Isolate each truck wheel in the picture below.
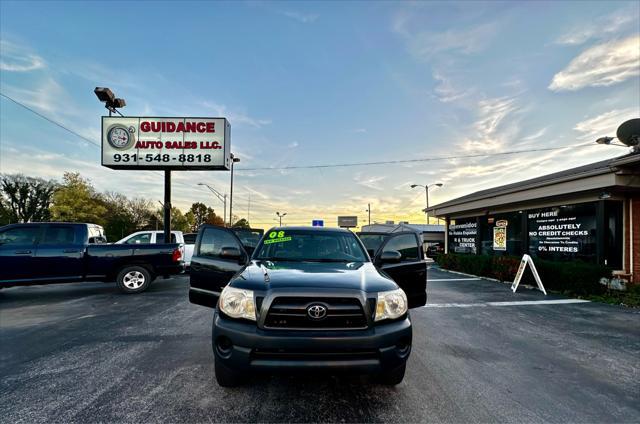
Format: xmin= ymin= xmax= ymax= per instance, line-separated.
xmin=379 ymin=363 xmax=406 ymax=386
xmin=116 ymin=266 xmax=152 ymax=294
xmin=215 ymin=356 xmax=243 ymax=387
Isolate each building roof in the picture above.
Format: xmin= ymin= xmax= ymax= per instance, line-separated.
xmin=361 ymin=223 xmax=445 ymax=233
xmin=426 ymin=152 xmax=640 ymax=216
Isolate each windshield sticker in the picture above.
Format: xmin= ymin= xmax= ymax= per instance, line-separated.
xmin=264 ymin=230 xmax=292 ymax=244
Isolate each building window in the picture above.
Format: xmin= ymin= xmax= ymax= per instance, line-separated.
xmin=480 ymin=212 xmax=523 ymax=256
xmin=448 ymin=218 xmax=477 ymax=254
xmin=605 ymin=201 xmax=623 ymax=269
xmin=527 ymin=203 xmax=597 ymax=263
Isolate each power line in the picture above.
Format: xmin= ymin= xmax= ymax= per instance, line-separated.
xmin=3 ymin=91 xmax=605 ymax=175
xmin=236 ymin=144 xmax=596 ymax=171
xmin=1 ymin=92 xmax=102 ymax=148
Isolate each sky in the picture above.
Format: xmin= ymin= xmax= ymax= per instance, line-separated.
xmin=1 ymin=0 xmax=639 ymax=230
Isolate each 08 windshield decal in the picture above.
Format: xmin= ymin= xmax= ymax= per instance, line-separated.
xmin=263 ymin=230 xmax=292 ymax=244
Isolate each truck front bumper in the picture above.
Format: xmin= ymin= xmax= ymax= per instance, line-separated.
xmin=212 ymin=311 xmax=412 ymax=374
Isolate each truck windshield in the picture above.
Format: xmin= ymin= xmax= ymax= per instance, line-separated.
xmin=254 ymin=229 xmax=368 ymax=262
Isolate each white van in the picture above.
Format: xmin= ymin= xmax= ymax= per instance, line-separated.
xmin=115 ymin=231 xmax=194 ymax=268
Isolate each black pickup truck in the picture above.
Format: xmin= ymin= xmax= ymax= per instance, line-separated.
xmin=0 ymin=222 xmax=184 ymax=293
xmin=189 ymin=225 xmax=426 ymax=386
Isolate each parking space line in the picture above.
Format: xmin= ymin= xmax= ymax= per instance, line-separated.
xmin=428 ymin=278 xmax=482 ymax=281
xmin=424 ymin=299 xmax=590 ymax=308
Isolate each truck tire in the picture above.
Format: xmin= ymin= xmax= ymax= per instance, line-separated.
xmin=379 ymin=363 xmax=406 ymax=386
xmin=215 ymin=356 xmax=243 ymax=387
xmin=116 ymin=265 xmax=152 ymax=294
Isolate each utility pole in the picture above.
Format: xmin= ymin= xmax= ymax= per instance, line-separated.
xmin=247 ymin=192 xmax=251 ymax=223
xmin=229 ymin=153 xmax=240 ymax=227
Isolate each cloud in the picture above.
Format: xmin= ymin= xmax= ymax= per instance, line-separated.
xmin=573 ymin=107 xmax=640 ymax=141
xmin=555 ymin=6 xmax=639 ymax=45
xmin=352 ymin=128 xmax=367 ymax=133
xmin=279 ymin=10 xmax=318 ymax=24
xmin=353 ymin=173 xmax=386 ymax=190
xmin=432 ymin=71 xmax=474 ymax=103
xmin=287 ymin=141 xmax=299 ymax=148
xmin=460 ymin=96 xmax=519 ymax=151
xmin=200 ymin=101 xmax=271 ymax=128
xmin=549 ymin=36 xmax=640 ymax=91
xmin=521 ymin=127 xmax=547 ymax=142
xmin=0 ymin=40 xmax=45 ymax=72
xmin=394 ymin=19 xmax=498 ymax=59
xmin=0 ymin=77 xmax=79 ymax=118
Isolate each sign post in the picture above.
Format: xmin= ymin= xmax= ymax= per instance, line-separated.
xmin=511 ymin=254 xmax=547 ymax=295
xmin=101 ymin=116 xmax=231 ymax=244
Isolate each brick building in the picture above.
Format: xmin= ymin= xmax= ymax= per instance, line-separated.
xmin=427 ymin=153 xmax=640 ymax=283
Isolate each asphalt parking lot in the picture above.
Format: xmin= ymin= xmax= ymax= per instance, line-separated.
xmin=1 ymin=268 xmax=639 ymax=423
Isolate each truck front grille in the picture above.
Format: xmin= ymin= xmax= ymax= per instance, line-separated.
xmin=264 ymin=297 xmax=367 ymax=330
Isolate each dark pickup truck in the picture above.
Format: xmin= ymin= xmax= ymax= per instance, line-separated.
xmin=189 ymin=225 xmax=427 ymax=386
xmin=0 ymin=222 xmax=184 ymax=293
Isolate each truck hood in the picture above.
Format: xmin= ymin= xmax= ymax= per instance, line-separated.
xmin=230 ymin=260 xmax=396 ymax=293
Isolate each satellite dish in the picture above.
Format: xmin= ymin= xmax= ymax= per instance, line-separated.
xmin=616 ymin=118 xmax=640 ymax=147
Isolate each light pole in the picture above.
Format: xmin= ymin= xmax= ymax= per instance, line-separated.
xmin=365 ymin=203 xmax=371 ymax=226
xmin=410 ymin=183 xmax=443 ymax=224
xmin=276 ymin=211 xmax=287 ymax=226
xmin=229 ymin=153 xmax=240 ymax=227
xmin=198 ymin=183 xmax=227 ymax=226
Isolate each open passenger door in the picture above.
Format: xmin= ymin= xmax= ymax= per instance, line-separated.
xmin=359 ymin=231 xmax=427 ymax=308
xmin=189 ymin=225 xmax=250 ymax=308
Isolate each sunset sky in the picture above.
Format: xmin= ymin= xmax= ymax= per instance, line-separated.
xmin=1 ymin=1 xmax=639 ymax=230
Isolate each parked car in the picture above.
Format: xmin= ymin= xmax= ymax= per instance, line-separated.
xmin=189 ymin=225 xmax=427 ymax=386
xmin=115 ymin=230 xmax=194 ymax=267
xmin=0 ymin=223 xmax=184 ymax=293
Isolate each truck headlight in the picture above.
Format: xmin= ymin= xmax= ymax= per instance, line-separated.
xmin=219 ymin=286 xmax=256 ymax=321
xmin=375 ymin=288 xmax=408 ymax=322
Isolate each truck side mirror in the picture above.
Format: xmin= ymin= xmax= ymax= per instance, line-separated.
xmin=379 ymin=250 xmax=402 ymax=264
xmin=220 ymin=247 xmax=243 ymax=260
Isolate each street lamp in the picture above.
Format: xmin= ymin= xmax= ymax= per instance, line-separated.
xmin=93 ymin=87 xmax=126 ymax=116
xmin=365 ymin=203 xmax=371 ymax=226
xmin=410 ymin=183 xmax=443 ymax=224
xmin=276 ymin=211 xmax=287 ymax=226
xmin=229 ymin=153 xmax=241 ymax=227
xmin=198 ymin=183 xmax=227 ymax=226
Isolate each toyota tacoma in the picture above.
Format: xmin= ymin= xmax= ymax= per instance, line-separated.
xmin=189 ymin=226 xmax=427 ymax=386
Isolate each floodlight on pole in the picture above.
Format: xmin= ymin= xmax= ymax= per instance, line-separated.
xmin=276 ymin=211 xmax=287 ymax=226
xmin=94 ymin=87 xmax=126 ymax=117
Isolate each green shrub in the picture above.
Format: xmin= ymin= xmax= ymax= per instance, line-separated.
xmin=435 ymin=253 xmax=610 ymax=296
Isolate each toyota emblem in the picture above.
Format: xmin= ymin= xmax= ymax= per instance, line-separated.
xmin=307 ymin=304 xmax=327 ymax=320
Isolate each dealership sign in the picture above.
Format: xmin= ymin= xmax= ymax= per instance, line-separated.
xmin=102 ymin=117 xmax=230 ymax=170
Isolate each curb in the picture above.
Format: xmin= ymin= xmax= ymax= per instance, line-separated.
xmin=434 ymin=266 xmax=540 ymax=291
